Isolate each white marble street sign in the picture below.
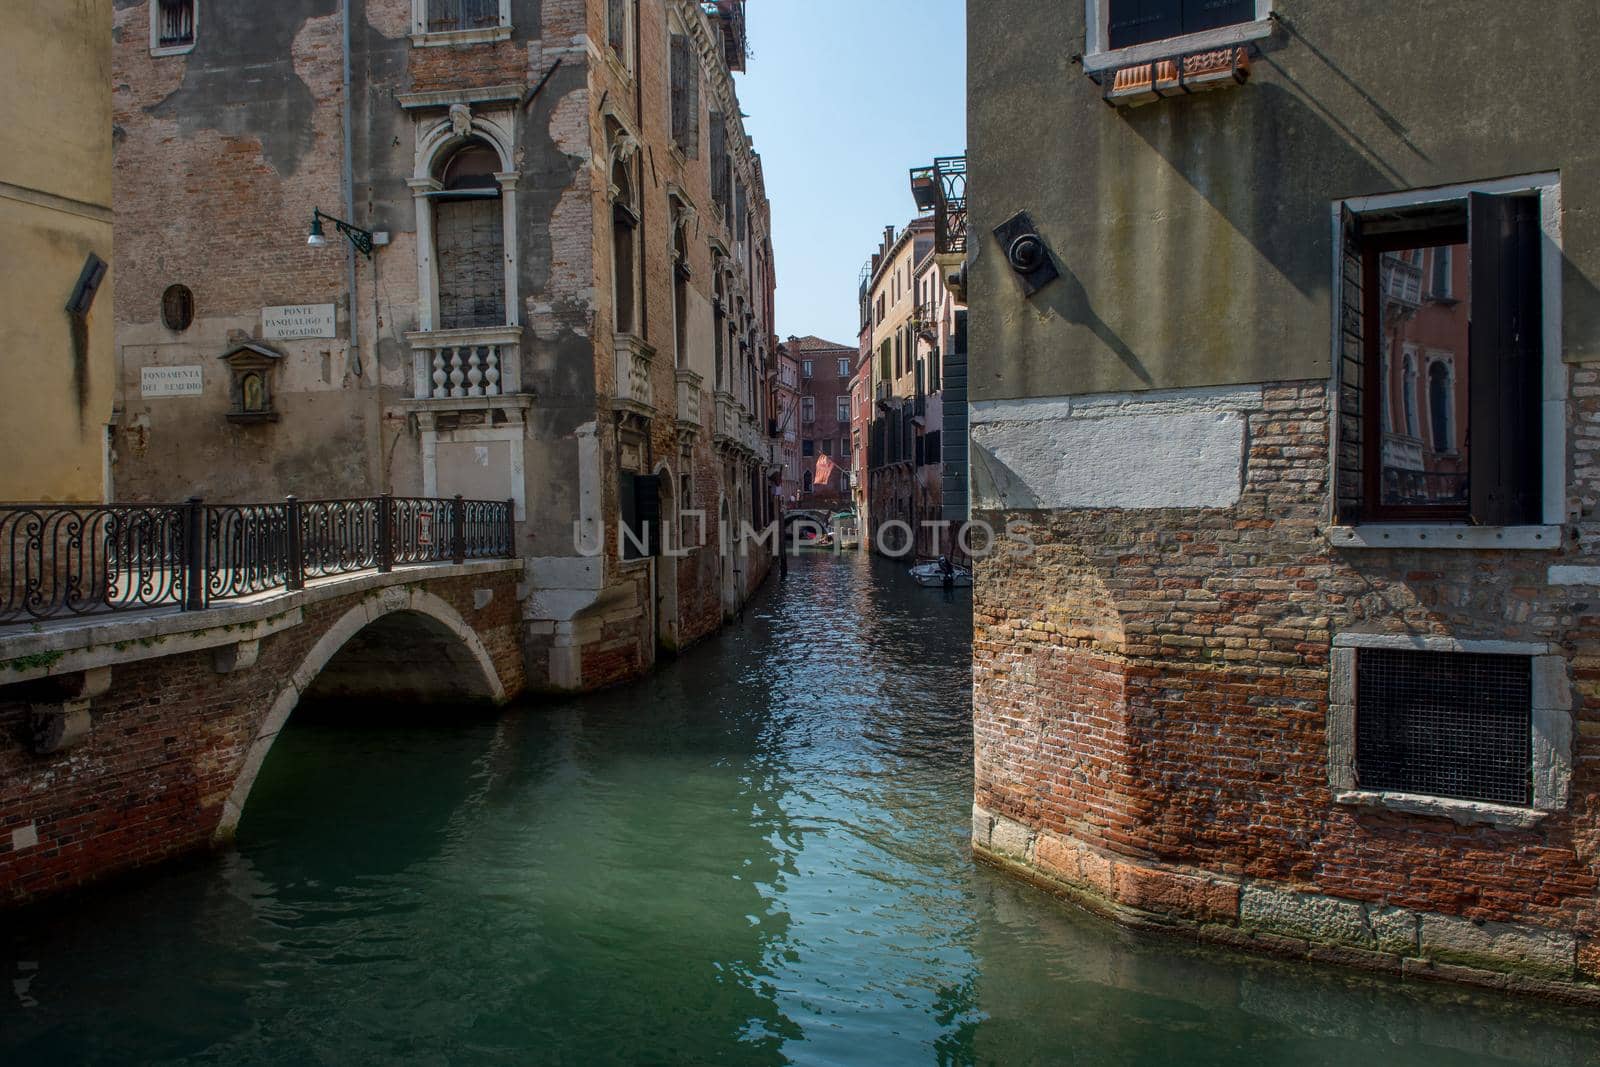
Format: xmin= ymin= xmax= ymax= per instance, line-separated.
xmin=261 ymin=304 xmax=337 ymax=340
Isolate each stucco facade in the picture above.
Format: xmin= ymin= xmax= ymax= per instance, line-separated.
xmin=969 ymin=0 xmax=1600 ymax=997
xmin=0 ymin=0 xmax=115 ymax=503
xmin=111 ymin=0 xmax=776 ymax=691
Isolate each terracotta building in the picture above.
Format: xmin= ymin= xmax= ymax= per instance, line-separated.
xmin=969 ymin=0 xmax=1600 ymax=998
xmin=780 ymin=335 xmax=853 ymax=505
xmin=110 ymin=0 xmax=777 ymax=691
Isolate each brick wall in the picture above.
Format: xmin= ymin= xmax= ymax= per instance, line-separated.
xmin=973 ymin=380 xmax=1600 ymax=995
xmin=0 ymin=570 xmax=522 ymax=908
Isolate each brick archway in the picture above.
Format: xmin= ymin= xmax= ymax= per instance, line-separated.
xmin=216 ymin=588 xmax=506 ymax=839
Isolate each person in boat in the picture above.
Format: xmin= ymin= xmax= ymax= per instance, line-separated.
xmin=939 ymin=554 xmax=955 ymax=590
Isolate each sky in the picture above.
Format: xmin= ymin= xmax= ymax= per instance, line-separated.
xmin=733 ymin=0 xmax=967 ymax=347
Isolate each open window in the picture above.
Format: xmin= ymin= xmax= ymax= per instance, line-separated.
xmin=433 ymin=141 xmax=507 ymax=331
xmin=611 ymin=158 xmax=640 ymax=336
xmin=607 ymin=0 xmax=635 ymax=73
xmin=1335 ymin=190 xmax=1546 ymax=527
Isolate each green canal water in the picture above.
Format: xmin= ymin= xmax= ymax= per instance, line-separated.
xmin=4 ymin=553 xmax=1600 ymax=1064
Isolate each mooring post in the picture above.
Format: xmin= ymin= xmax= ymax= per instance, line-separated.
xmin=376 ymin=494 xmax=393 ymax=573
xmin=182 ymin=497 xmax=205 ymax=611
xmin=285 ymin=495 xmax=304 ymax=591
xmin=451 ymin=495 xmax=466 ymax=565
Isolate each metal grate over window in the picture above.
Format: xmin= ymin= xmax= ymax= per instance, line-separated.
xmin=1355 ymin=648 xmax=1531 ymax=805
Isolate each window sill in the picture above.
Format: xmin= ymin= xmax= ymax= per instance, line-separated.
xmin=1083 ymin=18 xmax=1274 ymax=74
xmin=411 ymin=25 xmax=512 ymax=47
xmin=150 ymin=42 xmax=196 ymax=58
xmin=1334 ymin=790 xmax=1549 ymax=829
xmin=1325 ymin=524 xmax=1561 ymax=550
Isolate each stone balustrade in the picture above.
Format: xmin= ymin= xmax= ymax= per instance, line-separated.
xmin=676 ymin=369 xmax=703 ymax=430
xmin=614 ymin=335 xmax=656 ymax=416
xmin=406 ymin=326 xmax=524 ymax=401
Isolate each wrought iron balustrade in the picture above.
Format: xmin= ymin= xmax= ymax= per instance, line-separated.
xmin=0 ymin=495 xmax=515 ymax=624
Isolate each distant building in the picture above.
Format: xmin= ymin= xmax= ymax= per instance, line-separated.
xmin=862 ymin=217 xmax=965 ymax=559
xmin=0 ymin=0 xmax=114 ymax=502
xmin=782 ymin=335 xmax=855 ymax=505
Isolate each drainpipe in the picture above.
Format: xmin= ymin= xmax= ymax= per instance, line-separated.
xmin=342 ymin=0 xmax=361 ymax=378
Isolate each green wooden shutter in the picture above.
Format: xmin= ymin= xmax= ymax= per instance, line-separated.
xmin=1468 ymin=192 xmax=1544 ymax=526
xmin=670 ymin=35 xmax=689 ymax=149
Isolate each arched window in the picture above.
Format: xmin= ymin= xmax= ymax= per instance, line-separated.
xmin=1429 ymin=360 xmax=1453 ymax=451
xmin=672 ymin=219 xmax=690 ymax=368
xmin=612 ymin=158 xmax=639 ymax=335
xmin=713 ymin=270 xmax=726 ymax=389
xmin=433 ymin=140 xmax=505 ymax=330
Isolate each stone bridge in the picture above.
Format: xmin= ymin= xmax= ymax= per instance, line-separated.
xmin=0 ymin=560 xmax=524 ymax=907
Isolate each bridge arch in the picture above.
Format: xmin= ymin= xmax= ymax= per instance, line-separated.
xmin=216 ymin=588 xmax=506 ymax=840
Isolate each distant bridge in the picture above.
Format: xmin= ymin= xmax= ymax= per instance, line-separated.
xmin=0 ymin=495 xmax=523 ymax=908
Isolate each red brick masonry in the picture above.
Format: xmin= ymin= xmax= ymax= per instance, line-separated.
xmin=973 ymin=380 xmax=1600 ymax=1002
xmin=0 ymin=567 xmax=523 ymax=908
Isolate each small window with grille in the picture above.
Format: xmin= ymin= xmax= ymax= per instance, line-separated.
xmin=1355 ymin=648 xmax=1531 ymax=806
xmin=151 ymin=0 xmax=196 ymax=55
xmin=411 ymin=0 xmax=509 ymax=42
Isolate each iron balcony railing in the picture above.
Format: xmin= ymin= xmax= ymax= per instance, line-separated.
xmin=0 ymin=495 xmax=515 ymax=623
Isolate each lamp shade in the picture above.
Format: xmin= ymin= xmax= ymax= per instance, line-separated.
xmin=307 ymin=212 xmax=327 ymax=247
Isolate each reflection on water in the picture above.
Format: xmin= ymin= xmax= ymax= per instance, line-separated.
xmin=3 ymin=553 xmax=1599 ymax=1065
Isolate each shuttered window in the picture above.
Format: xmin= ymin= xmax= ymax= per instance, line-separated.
xmin=435 ymin=199 xmax=504 ymax=330
xmin=1336 ymin=192 xmax=1544 ymax=525
xmin=670 ymin=35 xmax=700 ymax=158
xmin=607 ymin=0 xmax=628 ymax=56
xmin=1106 ymin=0 xmax=1255 ymax=50
xmin=708 ymin=112 xmax=729 ymax=207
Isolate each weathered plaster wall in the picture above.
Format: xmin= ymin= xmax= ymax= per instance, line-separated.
xmin=968 ymin=0 xmax=1600 ymax=402
xmin=109 ymin=0 xmax=773 ymax=692
xmin=1 ymin=0 xmax=115 ymax=503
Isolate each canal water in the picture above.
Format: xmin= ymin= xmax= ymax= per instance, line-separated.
xmin=4 ymin=552 xmax=1599 ymax=1065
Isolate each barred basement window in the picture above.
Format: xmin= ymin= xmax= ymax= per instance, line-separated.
xmin=1355 ymin=648 xmax=1531 ymax=806
xmin=1335 ymin=191 xmax=1545 ymax=526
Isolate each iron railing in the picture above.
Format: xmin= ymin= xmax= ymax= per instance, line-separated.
xmin=910 ymin=155 xmax=967 ymax=256
xmin=0 ymin=495 xmax=515 ymax=623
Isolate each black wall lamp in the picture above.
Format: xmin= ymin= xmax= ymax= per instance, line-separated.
xmin=307 ymin=208 xmax=374 ymax=258
xmin=992 ymin=211 xmax=1059 ymax=297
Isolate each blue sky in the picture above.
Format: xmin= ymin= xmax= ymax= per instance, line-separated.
xmin=734 ymin=0 xmax=967 ymax=347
